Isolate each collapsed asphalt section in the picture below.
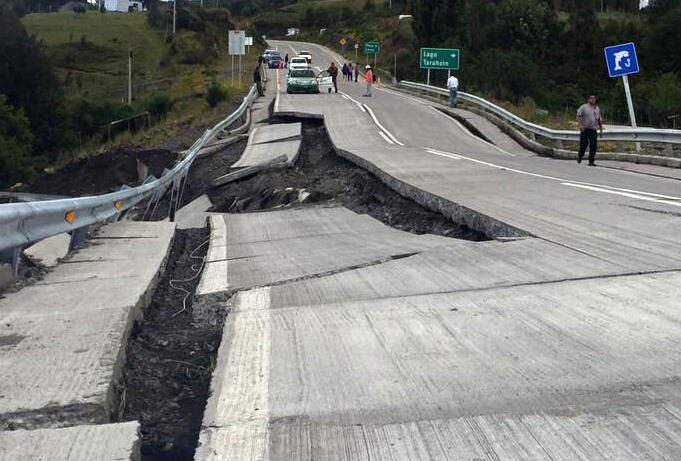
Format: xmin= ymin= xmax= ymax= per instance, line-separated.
xmin=209 ymin=120 xmax=488 ymax=241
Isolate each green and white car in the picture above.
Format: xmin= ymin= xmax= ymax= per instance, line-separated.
xmin=286 ymin=69 xmax=320 ymax=94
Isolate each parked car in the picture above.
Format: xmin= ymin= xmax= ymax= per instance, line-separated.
xmin=262 ymin=49 xmax=277 ymax=62
xmin=268 ymin=51 xmax=282 ymax=68
xmin=286 ymin=69 xmax=319 ymax=94
xmin=298 ymin=51 xmax=312 ymax=64
xmin=289 ymin=57 xmax=310 ymax=71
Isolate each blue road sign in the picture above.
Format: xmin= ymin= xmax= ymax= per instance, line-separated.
xmin=604 ymin=42 xmax=639 ymax=78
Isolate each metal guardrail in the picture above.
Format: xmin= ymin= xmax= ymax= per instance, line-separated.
xmin=399 ymin=81 xmax=681 ymax=145
xmin=0 ymin=85 xmax=257 ymax=258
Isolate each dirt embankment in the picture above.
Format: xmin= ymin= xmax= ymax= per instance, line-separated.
xmin=22 ymin=147 xmax=178 ymax=197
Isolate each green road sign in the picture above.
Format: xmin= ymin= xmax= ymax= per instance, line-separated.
xmin=420 ymin=47 xmax=460 ymax=70
xmin=364 ymin=41 xmax=380 ymax=54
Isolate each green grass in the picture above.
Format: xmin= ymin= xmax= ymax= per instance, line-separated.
xmin=23 ymin=11 xmax=166 ymax=102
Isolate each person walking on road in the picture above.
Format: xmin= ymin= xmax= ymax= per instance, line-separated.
xmin=447 ymin=74 xmax=459 ymax=108
xmin=347 ymin=62 xmax=354 ymax=82
xmin=576 ymin=95 xmax=603 ymax=166
xmin=341 ymin=63 xmax=349 ymax=82
xmin=328 ymin=62 xmax=339 ymax=93
xmin=364 ymin=65 xmax=373 ymax=97
xmin=354 ymin=63 xmax=359 ymax=83
xmin=284 ymin=53 xmax=289 ymax=68
xmin=253 ymin=66 xmax=263 ymax=96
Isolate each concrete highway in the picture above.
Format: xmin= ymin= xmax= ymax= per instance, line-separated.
xmin=191 ymin=41 xmax=681 ymax=460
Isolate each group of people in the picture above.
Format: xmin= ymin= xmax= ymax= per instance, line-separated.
xmin=340 ymin=62 xmax=359 ymax=82
xmin=326 ymin=62 xmax=376 ymax=97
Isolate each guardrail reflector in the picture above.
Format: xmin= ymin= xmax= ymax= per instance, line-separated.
xmin=64 ymin=210 xmax=76 ymax=224
xmin=114 ymin=200 xmax=124 ymax=210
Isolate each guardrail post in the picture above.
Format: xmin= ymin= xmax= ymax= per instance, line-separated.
xmin=69 ymin=226 xmax=90 ymax=251
xmin=0 ymin=247 xmax=21 ymax=278
xmin=554 ymin=139 xmax=563 ymax=149
xmin=664 ymin=143 xmax=674 ymax=155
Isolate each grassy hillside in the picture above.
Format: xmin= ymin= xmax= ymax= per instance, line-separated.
xmin=23 ymin=11 xmax=166 ymax=103
xmin=21 ymin=9 xmax=262 ymax=161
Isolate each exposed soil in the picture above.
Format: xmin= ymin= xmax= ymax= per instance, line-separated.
xmin=121 ymin=227 xmax=226 ymax=461
xmin=22 ymin=146 xmax=178 ymax=196
xmin=138 ymin=138 xmax=249 ymax=221
xmin=207 ymin=120 xmax=488 ymax=240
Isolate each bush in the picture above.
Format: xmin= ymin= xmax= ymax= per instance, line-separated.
xmin=205 ymin=80 xmax=227 ymax=108
xmin=0 ymin=95 xmax=35 ymax=189
xmin=145 ymin=91 xmax=174 ymax=118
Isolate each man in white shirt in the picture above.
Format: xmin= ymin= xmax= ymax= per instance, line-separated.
xmin=446 ymin=75 xmax=459 ymax=108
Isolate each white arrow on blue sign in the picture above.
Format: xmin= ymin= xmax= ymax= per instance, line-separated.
xmin=604 ymin=42 xmax=639 ymax=78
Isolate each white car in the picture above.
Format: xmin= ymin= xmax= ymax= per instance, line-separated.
xmin=289 ymin=57 xmax=310 ymax=71
xmin=298 ymin=51 xmax=312 ymax=64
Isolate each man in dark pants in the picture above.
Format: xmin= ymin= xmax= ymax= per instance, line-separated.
xmin=253 ymin=66 xmax=263 ymax=96
xmin=328 ymin=62 xmax=339 ymax=93
xmin=576 ymin=95 xmax=603 ymax=166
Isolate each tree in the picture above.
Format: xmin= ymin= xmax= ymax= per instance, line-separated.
xmin=0 ymin=95 xmax=34 ymax=189
xmin=0 ymin=5 xmax=69 ymax=159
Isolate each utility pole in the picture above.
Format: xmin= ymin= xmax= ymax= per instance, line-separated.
xmin=393 ymin=53 xmax=397 ymax=83
xmin=128 ymin=47 xmax=132 ymax=104
xmin=173 ymin=0 xmax=176 ymax=35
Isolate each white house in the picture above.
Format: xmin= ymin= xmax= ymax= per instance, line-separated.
xmin=104 ymin=0 xmax=143 ymax=12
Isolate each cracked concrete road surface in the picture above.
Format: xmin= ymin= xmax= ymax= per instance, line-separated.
xmin=193 ymin=41 xmax=681 ymax=460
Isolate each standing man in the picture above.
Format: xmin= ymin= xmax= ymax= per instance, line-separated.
xmin=446 ymin=74 xmax=459 ymax=108
xmin=576 ymin=95 xmax=603 ymax=166
xmin=253 ymin=65 xmax=263 ymax=96
xmin=354 ymin=63 xmax=359 ymax=83
xmin=363 ymin=65 xmax=373 ymax=97
xmin=284 ymin=53 xmax=289 ymax=68
xmin=328 ymin=62 xmax=339 ymax=93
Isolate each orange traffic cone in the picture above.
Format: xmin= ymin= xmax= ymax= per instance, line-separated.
xmin=377 ymin=76 xmax=383 ymax=88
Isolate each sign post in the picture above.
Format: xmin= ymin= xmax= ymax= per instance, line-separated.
xmin=228 ymin=30 xmax=246 ymax=86
xmin=419 ymin=47 xmax=460 ymax=87
xmin=604 ymin=42 xmax=640 ymax=150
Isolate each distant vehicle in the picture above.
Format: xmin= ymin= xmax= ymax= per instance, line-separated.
xmin=289 ymin=57 xmax=310 ymax=71
xmin=268 ymin=51 xmax=282 ymax=68
xmin=262 ymin=49 xmax=277 ymax=62
xmin=286 ymin=69 xmax=319 ymax=94
xmin=298 ymin=51 xmax=312 ymax=64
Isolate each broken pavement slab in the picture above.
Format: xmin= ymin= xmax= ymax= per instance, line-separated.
xmin=23 ymin=233 xmax=71 ymax=268
xmin=0 ymin=421 xmax=140 ymax=461
xmin=0 ymin=221 xmax=175 ymax=430
xmin=196 ymin=206 xmax=453 ymax=295
xmin=267 ymin=237 xmax=629 ymax=308
xmin=248 ymin=123 xmax=302 ymax=146
xmin=196 ymin=271 xmax=681 ymax=460
xmin=174 ymin=194 xmax=213 ymax=230
xmin=231 ymin=139 xmax=301 ymax=169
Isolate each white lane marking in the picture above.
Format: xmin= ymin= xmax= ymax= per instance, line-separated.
xmin=428 ymin=106 xmax=516 ymax=157
xmin=562 ymin=183 xmax=681 ymax=208
xmin=274 ymin=68 xmax=281 ymax=113
xmin=363 ymin=104 xmax=405 ymax=146
xmin=341 ymin=94 xmax=350 ymax=100
xmin=379 ymin=131 xmax=395 ymax=145
xmin=340 ymin=91 xmax=366 ymax=112
xmin=422 ymin=147 xmax=681 ymax=206
xmin=425 ymin=149 xmax=460 ymax=160
xmin=196 ymin=287 xmax=272 ymax=460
